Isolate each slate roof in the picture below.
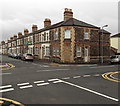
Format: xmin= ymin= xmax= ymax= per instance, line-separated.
xmin=111 ymin=33 xmax=120 ymax=37
xmin=34 ymin=18 xmax=99 ymax=34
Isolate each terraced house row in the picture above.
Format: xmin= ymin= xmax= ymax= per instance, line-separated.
xmin=0 ymin=8 xmax=111 ymax=63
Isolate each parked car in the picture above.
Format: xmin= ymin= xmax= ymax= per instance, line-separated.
xmin=8 ymin=53 xmax=13 ymax=57
xmin=12 ymin=53 xmax=18 ymax=58
xmin=16 ymin=53 xmax=22 ymax=59
xmin=110 ymin=54 xmax=120 ymax=64
xmin=21 ymin=53 xmax=34 ymax=61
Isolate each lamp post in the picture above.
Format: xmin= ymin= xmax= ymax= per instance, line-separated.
xmin=101 ymin=25 xmax=108 ymax=64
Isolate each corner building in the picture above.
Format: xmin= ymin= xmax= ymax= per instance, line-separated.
xmin=33 ymin=8 xmax=110 ymax=63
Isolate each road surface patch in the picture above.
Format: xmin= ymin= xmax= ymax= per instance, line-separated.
xmin=0 ymin=98 xmax=24 ymax=106
xmin=102 ymin=71 xmax=120 ymax=82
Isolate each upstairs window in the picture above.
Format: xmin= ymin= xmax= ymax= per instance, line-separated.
xmin=64 ymin=29 xmax=71 ymax=39
xmin=84 ymin=31 xmax=89 ymax=39
xmin=54 ymin=30 xmax=59 ymax=40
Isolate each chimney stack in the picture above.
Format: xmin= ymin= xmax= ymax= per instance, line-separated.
xmin=64 ymin=8 xmax=73 ymax=21
xmin=32 ymin=25 xmax=38 ymax=32
xmin=44 ymin=18 xmax=51 ymax=27
xmin=18 ymin=32 xmax=22 ymax=38
xmin=10 ymin=37 xmax=13 ymax=41
xmin=13 ymin=35 xmax=17 ymax=40
xmin=1 ymin=41 xmax=5 ymax=45
xmin=24 ymin=29 xmax=29 ymax=35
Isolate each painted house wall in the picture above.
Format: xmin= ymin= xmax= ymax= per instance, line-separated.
xmin=111 ymin=37 xmax=120 ymax=53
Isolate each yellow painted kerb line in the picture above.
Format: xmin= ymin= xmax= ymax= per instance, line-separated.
xmin=0 ymin=63 xmax=15 ymax=71
xmin=102 ymin=71 xmax=120 ymax=82
xmin=0 ymin=98 xmax=24 ymax=106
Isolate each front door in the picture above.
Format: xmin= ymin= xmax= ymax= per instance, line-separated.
xmin=84 ymin=47 xmax=89 ymax=62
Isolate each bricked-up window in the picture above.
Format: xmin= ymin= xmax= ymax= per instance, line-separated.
xmin=64 ymin=29 xmax=70 ymax=39
xmin=76 ymin=46 xmax=82 ymax=57
xmin=84 ymin=31 xmax=89 ymax=39
xmin=53 ymin=47 xmax=59 ymax=56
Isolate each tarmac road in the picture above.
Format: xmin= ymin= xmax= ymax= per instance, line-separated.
xmin=0 ymin=55 xmax=119 ymax=105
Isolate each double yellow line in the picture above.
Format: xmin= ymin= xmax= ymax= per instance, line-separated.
xmin=0 ymin=63 xmax=15 ymax=71
xmin=0 ymin=98 xmax=24 ymax=106
xmin=102 ymin=71 xmax=120 ymax=82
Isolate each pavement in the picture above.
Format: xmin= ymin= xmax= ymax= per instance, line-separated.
xmin=0 ymin=55 xmax=119 ymax=105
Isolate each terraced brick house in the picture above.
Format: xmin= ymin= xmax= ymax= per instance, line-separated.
xmin=1 ymin=8 xmax=111 ymax=63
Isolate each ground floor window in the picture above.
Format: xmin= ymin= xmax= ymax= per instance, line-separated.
xmin=76 ymin=46 xmax=82 ymax=57
xmin=45 ymin=47 xmax=50 ymax=56
xmin=53 ymin=47 xmax=59 ymax=56
xmin=35 ymin=47 xmax=39 ymax=55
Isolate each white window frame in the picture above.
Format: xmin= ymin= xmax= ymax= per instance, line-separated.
xmin=84 ymin=31 xmax=89 ymax=39
xmin=64 ymin=29 xmax=71 ymax=39
xmin=76 ymin=46 xmax=82 ymax=57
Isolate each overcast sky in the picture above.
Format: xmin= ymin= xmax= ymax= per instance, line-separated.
xmin=0 ymin=0 xmax=119 ymax=42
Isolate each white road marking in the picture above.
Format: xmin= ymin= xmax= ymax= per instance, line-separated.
xmin=93 ymin=74 xmax=100 ymax=76
xmin=53 ymin=80 xmax=64 ymax=84
xmin=61 ymin=77 xmax=70 ymax=79
xmin=73 ymin=76 xmax=81 ymax=79
xmin=56 ymin=69 xmax=68 ymax=71
xmin=17 ymin=83 xmax=30 ymax=86
xmin=0 ymin=85 xmax=12 ymax=89
xmin=90 ymin=65 xmax=115 ymax=68
xmin=0 ymin=88 xmax=14 ymax=93
xmin=19 ymin=85 xmax=33 ymax=89
xmin=0 ymin=73 xmax=11 ymax=75
xmin=62 ymin=80 xmax=118 ymax=102
xmin=110 ymin=73 xmax=119 ymax=80
xmin=34 ymin=80 xmax=45 ymax=84
xmin=37 ymin=82 xmax=49 ymax=86
xmin=37 ymin=70 xmax=51 ymax=72
xmin=83 ymin=75 xmax=91 ymax=77
xmin=43 ymin=65 xmax=49 ymax=67
xmin=48 ymin=79 xmax=60 ymax=81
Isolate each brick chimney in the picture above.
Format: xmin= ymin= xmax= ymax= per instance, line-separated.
xmin=32 ymin=25 xmax=38 ymax=32
xmin=44 ymin=18 xmax=51 ymax=27
xmin=18 ymin=32 xmax=22 ymax=38
xmin=13 ymin=35 xmax=17 ymax=40
xmin=24 ymin=29 xmax=29 ymax=35
xmin=64 ymin=8 xmax=73 ymax=21
xmin=1 ymin=41 xmax=5 ymax=45
xmin=10 ymin=37 xmax=13 ymax=41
